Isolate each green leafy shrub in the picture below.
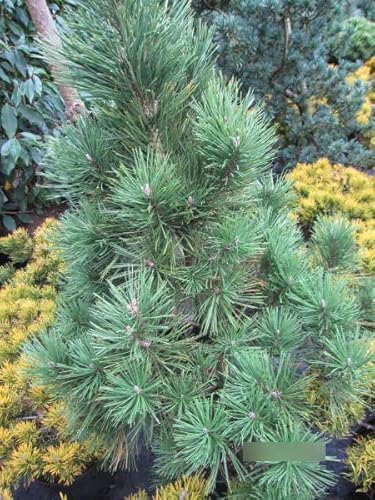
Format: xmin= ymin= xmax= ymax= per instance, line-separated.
xmin=0 ymin=0 xmax=73 ymax=233
xmin=25 ymin=1 xmax=375 ymax=498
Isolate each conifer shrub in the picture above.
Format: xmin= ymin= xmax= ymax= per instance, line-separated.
xmin=126 ymin=474 xmax=209 ymax=500
xmin=287 ymin=158 xmax=375 ymax=274
xmin=347 ymin=56 xmax=375 ymax=151
xmin=25 ymin=1 xmax=375 ymax=498
xmin=0 ymin=221 xmax=99 ymax=499
xmin=194 ymin=0 xmax=375 ymax=170
xmin=338 ymin=17 xmax=375 ymax=63
xmin=345 ymin=436 xmax=375 ymax=493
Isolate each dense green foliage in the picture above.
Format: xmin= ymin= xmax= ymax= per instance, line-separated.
xmin=0 ymin=0 xmax=71 ymax=233
xmin=194 ymin=0 xmax=374 ymax=170
xmin=25 ymin=0 xmax=374 ymax=498
xmin=336 ymin=17 xmax=375 ymax=62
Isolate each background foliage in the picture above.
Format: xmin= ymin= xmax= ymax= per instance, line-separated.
xmin=0 ymin=0 xmax=74 ymax=233
xmin=194 ymin=0 xmax=374 ymax=171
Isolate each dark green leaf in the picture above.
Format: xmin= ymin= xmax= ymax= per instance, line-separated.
xmin=18 ymin=213 xmax=33 ymax=224
xmin=1 ymin=103 xmax=17 ymax=138
xmin=32 ymin=74 xmax=42 ymax=95
xmin=15 ymin=8 xmax=30 ymax=28
xmin=11 ymin=85 xmax=23 ymax=107
xmin=0 ymin=156 xmax=16 ymax=176
xmin=2 ymin=49 xmax=27 ymax=77
xmin=20 ymin=132 xmax=41 ymax=141
xmin=2 ymin=215 xmax=17 ymax=232
xmin=0 ymin=65 xmax=11 ymax=83
xmin=1 ymin=137 xmax=22 ymax=160
xmin=22 ymin=79 xmax=35 ymax=104
xmin=18 ymin=105 xmax=45 ymax=129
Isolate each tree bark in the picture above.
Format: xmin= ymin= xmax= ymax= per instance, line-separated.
xmin=25 ymin=0 xmax=85 ymax=120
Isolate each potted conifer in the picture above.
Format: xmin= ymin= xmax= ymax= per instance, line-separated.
xmin=26 ymin=0 xmax=374 ymax=498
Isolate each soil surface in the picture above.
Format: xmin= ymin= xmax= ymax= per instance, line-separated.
xmin=23 ymin=203 xmax=68 ymax=236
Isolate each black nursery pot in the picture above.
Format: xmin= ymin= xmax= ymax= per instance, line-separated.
xmin=13 ymin=467 xmax=114 ymax=500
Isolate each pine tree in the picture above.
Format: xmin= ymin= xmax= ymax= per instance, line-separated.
xmin=26 ymin=1 xmax=374 ymax=497
xmin=194 ymin=0 xmax=375 ymax=170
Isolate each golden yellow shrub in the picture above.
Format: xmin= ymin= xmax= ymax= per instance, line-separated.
xmin=347 ymin=57 xmax=375 ymax=149
xmin=346 ymin=436 xmax=375 ymax=493
xmin=287 ymin=158 xmax=375 ymax=273
xmin=125 ymin=474 xmax=209 ymax=500
xmin=0 ymin=220 xmax=98 ymax=495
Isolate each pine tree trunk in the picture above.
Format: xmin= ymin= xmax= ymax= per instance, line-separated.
xmin=25 ymin=0 xmax=85 ymax=120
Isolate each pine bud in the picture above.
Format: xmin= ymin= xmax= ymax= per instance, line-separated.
xmin=85 ymin=153 xmax=93 ymax=162
xmin=145 ymin=258 xmax=155 ymax=268
xmin=347 ymin=357 xmax=352 ymax=367
xmin=134 ymin=385 xmax=142 ymax=394
xmin=188 ymin=195 xmax=194 ymax=207
xmin=179 ymin=489 xmax=189 ymax=500
xmin=248 ymin=411 xmax=256 ymax=419
xmin=233 ymin=135 xmax=241 ymax=148
xmin=271 ymin=389 xmax=282 ymax=399
xmin=142 ymin=183 xmax=152 ymax=197
xmin=126 ymin=298 xmax=139 ymax=316
xmin=139 ymin=340 xmax=151 ymax=348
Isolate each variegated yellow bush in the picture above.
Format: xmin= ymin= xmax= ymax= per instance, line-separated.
xmin=0 ymin=221 xmax=99 ymax=498
xmin=347 ymin=56 xmax=375 ymax=149
xmin=125 ymin=474 xmax=209 ymax=500
xmin=287 ymin=158 xmax=375 ymax=273
xmin=346 ymin=436 xmax=375 ymax=493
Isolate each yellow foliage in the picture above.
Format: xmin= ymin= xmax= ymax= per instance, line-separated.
xmin=346 ymin=436 xmax=375 ymax=492
xmin=8 ymin=442 xmax=43 ymax=483
xmin=0 ymin=361 xmax=22 ymax=387
xmin=42 ymin=402 xmax=68 ymax=434
xmin=0 ymin=487 xmax=13 ymax=500
xmin=305 ymin=376 xmax=365 ymax=436
xmin=0 ymin=427 xmax=13 ymax=458
xmin=347 ymin=57 xmax=375 ymax=145
xmin=287 ymin=158 xmax=375 ymax=273
xmin=41 ymin=443 xmax=87 ymax=486
xmin=126 ymin=492 xmax=149 ymax=500
xmin=0 ymin=228 xmax=33 ymax=264
xmin=125 ymin=474 xmax=209 ymax=500
xmin=0 ymin=220 xmax=97 ymax=491
xmin=154 ymin=474 xmax=209 ymax=500
xmin=11 ymin=421 xmax=40 ymax=447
